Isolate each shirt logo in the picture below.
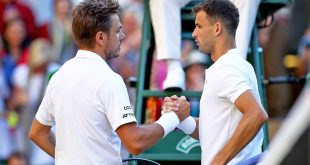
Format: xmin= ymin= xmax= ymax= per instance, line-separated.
xmin=124 ymin=106 xmax=132 ymax=110
xmin=123 ymin=113 xmax=134 ymax=118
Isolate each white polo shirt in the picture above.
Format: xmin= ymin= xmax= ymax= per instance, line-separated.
xmin=36 ymin=50 xmax=137 ymax=165
xmin=199 ymin=49 xmax=264 ymax=165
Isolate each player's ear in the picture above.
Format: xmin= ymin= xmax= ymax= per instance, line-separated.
xmin=96 ymin=31 xmax=107 ymax=47
xmin=214 ymin=22 xmax=222 ymax=36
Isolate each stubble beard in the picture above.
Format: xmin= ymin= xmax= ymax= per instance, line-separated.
xmin=106 ymin=49 xmax=120 ymax=60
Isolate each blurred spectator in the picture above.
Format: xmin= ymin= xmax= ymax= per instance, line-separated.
xmin=183 ymin=50 xmax=208 ymax=91
xmin=11 ymin=38 xmax=54 ymax=165
xmin=50 ymin=0 xmax=76 ymax=65
xmin=0 ymin=17 xmax=29 ymax=93
xmin=119 ymin=0 xmax=143 ymax=24
xmin=286 ymin=0 xmax=310 ymax=54
xmin=0 ymin=0 xmax=36 ymax=39
xmin=183 ymin=49 xmax=209 ymax=117
xmin=259 ymin=78 xmax=310 ymax=165
xmin=38 ymin=0 xmax=76 ymax=65
xmin=0 ymin=17 xmax=29 ymax=161
xmin=7 ymin=152 xmax=27 ymax=165
xmin=258 ymin=0 xmax=310 ymax=161
xmin=259 ymin=7 xmax=293 ymax=117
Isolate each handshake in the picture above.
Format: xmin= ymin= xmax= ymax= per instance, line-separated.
xmin=155 ymin=95 xmax=196 ymax=137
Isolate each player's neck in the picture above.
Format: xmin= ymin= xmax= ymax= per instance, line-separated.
xmin=81 ymin=47 xmax=107 ymax=61
xmin=211 ymin=37 xmax=236 ymax=62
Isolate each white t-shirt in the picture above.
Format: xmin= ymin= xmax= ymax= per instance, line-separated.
xmin=199 ymin=49 xmax=264 ymax=165
xmin=36 ymin=50 xmax=137 ymax=165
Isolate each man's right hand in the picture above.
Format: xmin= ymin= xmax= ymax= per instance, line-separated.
xmin=163 ymin=95 xmax=190 ymax=122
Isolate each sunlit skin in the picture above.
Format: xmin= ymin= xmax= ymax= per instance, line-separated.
xmin=105 ymin=14 xmax=126 ymax=60
xmin=192 ymin=11 xmax=216 ymax=56
xmin=81 ymin=14 xmax=125 ymax=61
xmin=192 ymin=10 xmax=236 ymax=62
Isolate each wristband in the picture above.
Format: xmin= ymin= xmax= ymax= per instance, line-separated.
xmin=155 ymin=112 xmax=180 ymax=137
xmin=177 ymin=116 xmax=196 ymax=134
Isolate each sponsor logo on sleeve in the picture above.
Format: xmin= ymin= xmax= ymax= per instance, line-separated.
xmin=122 ymin=105 xmax=134 ymax=118
xmin=123 ymin=106 xmax=132 ymax=110
xmin=123 ymin=113 xmax=134 ymax=118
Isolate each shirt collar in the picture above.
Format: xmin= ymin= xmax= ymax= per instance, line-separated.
xmin=75 ymin=50 xmax=106 ymax=63
xmin=226 ymin=48 xmax=240 ymax=55
xmin=207 ymin=48 xmax=240 ymax=71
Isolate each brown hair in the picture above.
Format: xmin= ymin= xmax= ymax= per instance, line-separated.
xmin=193 ymin=0 xmax=239 ymax=37
xmin=72 ymin=0 xmax=120 ymax=48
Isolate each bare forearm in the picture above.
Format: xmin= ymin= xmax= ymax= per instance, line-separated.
xmin=29 ymin=119 xmax=55 ymax=158
xmin=134 ymin=123 xmax=165 ymax=152
xmin=212 ymin=112 xmax=267 ymax=164
xmin=190 ymin=119 xmax=199 ymax=140
xmin=31 ymin=132 xmax=55 ymax=158
xmin=117 ymin=122 xmax=164 ymax=155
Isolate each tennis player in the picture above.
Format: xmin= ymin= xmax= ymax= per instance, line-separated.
xmin=28 ymin=0 xmax=189 ymax=164
xmin=164 ymin=1 xmax=268 ymax=164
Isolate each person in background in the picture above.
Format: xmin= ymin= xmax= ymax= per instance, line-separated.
xmin=0 ymin=0 xmax=36 ymax=39
xmin=37 ymin=0 xmax=77 ymax=65
xmin=11 ymin=38 xmax=54 ymax=165
xmin=7 ymin=152 xmax=28 ymax=165
xmin=183 ymin=49 xmax=209 ymax=117
xmin=259 ymin=75 xmax=310 ymax=165
xmin=1 ymin=17 xmax=29 ymax=91
xmin=0 ymin=16 xmax=29 ymax=155
xmin=183 ymin=49 xmax=208 ymax=92
xmin=49 ymin=0 xmax=76 ymax=65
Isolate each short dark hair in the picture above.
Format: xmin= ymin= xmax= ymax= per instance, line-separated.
xmin=193 ymin=0 xmax=239 ymax=37
xmin=72 ymin=0 xmax=120 ymax=48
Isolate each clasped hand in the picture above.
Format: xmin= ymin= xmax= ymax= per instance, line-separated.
xmin=162 ymin=95 xmax=190 ymax=122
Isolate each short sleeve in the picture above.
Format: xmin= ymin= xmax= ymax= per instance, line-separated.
xmin=35 ymin=84 xmax=55 ymax=126
xmin=100 ymin=75 xmax=137 ymax=131
xmin=217 ymin=66 xmax=251 ymax=103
